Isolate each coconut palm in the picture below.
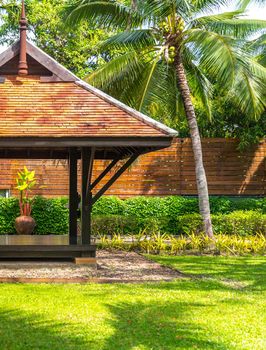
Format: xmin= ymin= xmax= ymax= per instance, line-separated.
xmin=66 ymin=0 xmax=266 ymax=238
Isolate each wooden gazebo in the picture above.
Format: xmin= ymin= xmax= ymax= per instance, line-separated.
xmin=0 ymin=3 xmax=177 ymax=261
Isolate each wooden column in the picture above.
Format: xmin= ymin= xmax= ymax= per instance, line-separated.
xmin=69 ymin=149 xmax=78 ymax=245
xmin=81 ymin=147 xmax=95 ymax=245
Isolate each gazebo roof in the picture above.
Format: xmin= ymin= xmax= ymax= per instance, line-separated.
xmin=0 ymin=7 xmax=177 ymax=159
xmin=0 ymin=41 xmax=176 ymax=139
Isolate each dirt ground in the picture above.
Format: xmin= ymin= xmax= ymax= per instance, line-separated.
xmin=0 ymin=250 xmax=182 ymax=283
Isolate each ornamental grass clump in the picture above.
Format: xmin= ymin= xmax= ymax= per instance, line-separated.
xmin=97 ymin=232 xmax=266 ymax=256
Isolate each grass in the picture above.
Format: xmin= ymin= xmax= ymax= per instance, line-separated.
xmin=0 ymin=256 xmax=264 ymax=350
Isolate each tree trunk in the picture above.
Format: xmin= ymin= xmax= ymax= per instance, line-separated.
xmin=131 ymin=0 xmax=137 ymax=10
xmin=174 ymin=52 xmax=214 ymax=239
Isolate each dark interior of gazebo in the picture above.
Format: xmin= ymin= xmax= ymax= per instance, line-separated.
xmin=0 ymin=2 xmax=176 ymax=262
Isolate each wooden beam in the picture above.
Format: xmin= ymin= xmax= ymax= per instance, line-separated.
xmin=0 ymin=136 xmax=172 ymax=149
xmin=0 ymin=40 xmax=20 ymax=68
xmin=69 ymin=149 xmax=78 ymax=245
xmin=90 ymin=158 xmax=120 ymax=190
xmin=81 ymin=147 xmax=95 ymax=245
xmin=93 ymin=154 xmax=139 ymax=204
xmin=0 ymin=149 xmax=132 ymax=160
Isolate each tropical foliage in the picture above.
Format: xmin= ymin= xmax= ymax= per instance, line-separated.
xmin=98 ymin=232 xmax=266 ymax=255
xmin=0 ymin=0 xmax=110 ymax=77
xmin=15 ymin=166 xmax=37 ymax=216
xmin=65 ymin=0 xmax=266 ymax=120
xmin=65 ymin=0 xmax=266 ymax=238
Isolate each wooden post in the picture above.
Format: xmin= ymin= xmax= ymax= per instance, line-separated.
xmin=69 ymin=149 xmax=78 ymax=245
xmin=81 ymin=147 xmax=94 ymax=245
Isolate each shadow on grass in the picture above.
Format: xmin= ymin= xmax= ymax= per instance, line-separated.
xmin=0 ymin=299 xmax=228 ymax=350
xmin=0 ymin=309 xmax=86 ymax=350
xmin=101 ymin=300 xmax=228 ymax=350
xmin=147 ymin=255 xmax=266 ymax=291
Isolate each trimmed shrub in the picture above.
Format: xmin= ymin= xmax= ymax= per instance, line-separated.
xmin=229 ymin=197 xmax=266 ymax=213
xmin=174 ymin=213 xmax=203 ymax=235
xmin=0 ymin=195 xmax=264 ymax=235
xmin=91 ymin=215 xmax=170 ymax=236
xmin=124 ymin=196 xmax=168 ymax=219
xmin=0 ymin=198 xmax=20 ymax=234
xmin=32 ymin=196 xmax=68 ymax=235
xmin=212 ymin=211 xmax=266 ymax=236
xmin=174 ymin=211 xmax=266 ymax=236
xmin=92 ymin=196 xmax=126 ymax=216
xmin=92 ymin=215 xmax=139 ymax=236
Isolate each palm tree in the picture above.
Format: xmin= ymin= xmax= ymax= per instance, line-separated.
xmin=66 ymin=0 xmax=266 ymax=239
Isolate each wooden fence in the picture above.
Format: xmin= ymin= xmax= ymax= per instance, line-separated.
xmin=0 ymin=138 xmax=265 ymax=197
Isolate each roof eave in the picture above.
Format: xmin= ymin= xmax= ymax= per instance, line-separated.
xmin=76 ymin=80 xmax=178 ymax=137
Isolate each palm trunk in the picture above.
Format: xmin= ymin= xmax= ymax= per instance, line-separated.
xmin=131 ymin=0 xmax=137 ymax=10
xmin=174 ymin=52 xmax=214 ymax=239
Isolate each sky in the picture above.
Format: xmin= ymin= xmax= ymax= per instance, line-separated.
xmin=0 ymin=1 xmax=265 ymax=53
xmin=231 ymin=2 xmax=266 ymax=20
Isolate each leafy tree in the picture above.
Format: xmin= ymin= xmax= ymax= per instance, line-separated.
xmin=65 ymin=0 xmax=266 ymax=238
xmin=0 ymin=0 xmax=109 ymax=77
xmin=174 ymin=90 xmax=266 ymax=150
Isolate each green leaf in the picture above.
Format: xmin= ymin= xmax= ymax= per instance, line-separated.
xmin=65 ymin=0 xmax=140 ymax=29
xmin=183 ymin=28 xmax=237 ymax=86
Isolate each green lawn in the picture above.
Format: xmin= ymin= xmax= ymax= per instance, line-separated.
xmin=0 ymin=256 xmax=265 ymax=350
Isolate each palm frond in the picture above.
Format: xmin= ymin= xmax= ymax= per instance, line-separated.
xmin=183 ymin=49 xmax=213 ymax=120
xmin=191 ymin=10 xmax=244 ymax=26
xmin=65 ymin=0 xmax=141 ymax=28
xmin=99 ymin=29 xmax=156 ymax=51
xmin=229 ymin=54 xmax=266 ymax=119
xmin=144 ymin=0 xmax=191 ymax=21
xmin=183 ymin=28 xmax=238 ymax=87
xmin=138 ymin=53 xmax=162 ymax=110
xmin=144 ymin=63 xmax=181 ymax=122
xmin=231 ymin=68 xmax=266 ymax=119
xmin=86 ymin=50 xmax=142 ymax=88
xmin=246 ymin=34 xmax=266 ymax=65
xmin=237 ymin=0 xmax=266 ymax=8
xmin=192 ymin=0 xmax=232 ymax=13
xmin=193 ymin=14 xmax=266 ymax=38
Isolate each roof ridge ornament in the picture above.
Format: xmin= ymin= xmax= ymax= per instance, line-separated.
xmin=18 ymin=0 xmax=28 ymax=76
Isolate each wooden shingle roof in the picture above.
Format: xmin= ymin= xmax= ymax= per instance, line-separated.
xmin=0 ymin=40 xmax=177 ymax=139
xmin=0 ymin=75 xmax=168 ymax=137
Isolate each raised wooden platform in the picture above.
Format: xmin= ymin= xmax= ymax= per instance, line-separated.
xmin=0 ymin=236 xmax=96 ymax=260
xmin=0 ymin=235 xmax=70 ymax=246
xmin=0 ymin=245 xmax=96 ymax=259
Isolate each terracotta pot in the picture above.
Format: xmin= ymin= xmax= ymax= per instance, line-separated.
xmin=15 ymin=216 xmax=36 ymax=235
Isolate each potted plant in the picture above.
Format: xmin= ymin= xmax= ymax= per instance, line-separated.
xmin=14 ymin=166 xmax=37 ymax=235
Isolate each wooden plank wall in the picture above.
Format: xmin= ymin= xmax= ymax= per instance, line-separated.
xmin=0 ymin=138 xmax=265 ymax=197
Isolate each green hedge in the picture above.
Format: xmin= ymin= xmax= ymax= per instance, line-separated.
xmin=92 ymin=211 xmax=266 ymax=236
xmin=94 ymin=195 xmax=266 ymax=218
xmin=0 ymin=198 xmax=20 ymax=234
xmin=174 ymin=211 xmax=266 ymax=236
xmin=0 ymin=195 xmax=265 ymax=235
xmin=31 ymin=196 xmax=68 ymax=235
